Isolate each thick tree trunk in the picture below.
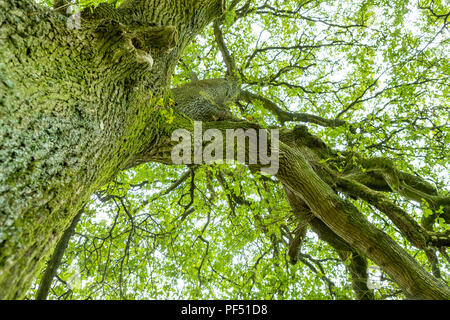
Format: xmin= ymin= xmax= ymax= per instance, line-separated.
xmin=0 ymin=0 xmax=223 ymax=299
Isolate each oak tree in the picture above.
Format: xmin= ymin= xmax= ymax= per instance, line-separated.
xmin=0 ymin=0 xmax=449 ymax=299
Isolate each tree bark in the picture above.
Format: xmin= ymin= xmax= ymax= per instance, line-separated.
xmin=134 ymin=118 xmax=450 ymax=299
xmin=284 ymin=186 xmax=374 ymax=300
xmin=0 ymin=0 xmax=223 ymax=299
xmin=276 ymin=143 xmax=450 ymax=299
xmin=1 ymin=0 xmax=449 ymax=300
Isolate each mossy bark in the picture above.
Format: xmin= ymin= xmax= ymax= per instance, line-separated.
xmin=0 ymin=0 xmax=223 ymax=299
xmin=276 ymin=143 xmax=450 ymax=299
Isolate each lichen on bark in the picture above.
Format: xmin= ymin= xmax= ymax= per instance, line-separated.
xmin=0 ymin=0 xmax=224 ymax=299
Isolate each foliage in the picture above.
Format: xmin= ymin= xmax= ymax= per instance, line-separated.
xmin=28 ymin=0 xmax=449 ymax=299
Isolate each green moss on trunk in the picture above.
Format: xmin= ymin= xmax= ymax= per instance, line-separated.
xmin=0 ymin=0 xmax=223 ymax=299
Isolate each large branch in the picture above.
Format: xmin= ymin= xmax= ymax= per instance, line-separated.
xmin=281 ymin=126 xmax=449 ymax=237
xmin=239 ymin=89 xmax=347 ymax=127
xmin=285 ymin=187 xmax=374 ymax=299
xmin=127 ymin=74 xmax=450 ymax=298
xmin=213 ymin=21 xmax=236 ymax=78
xmin=276 ymin=142 xmax=450 ymax=299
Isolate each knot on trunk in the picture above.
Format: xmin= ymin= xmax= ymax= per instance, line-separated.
xmin=82 ymin=3 xmax=178 ymax=53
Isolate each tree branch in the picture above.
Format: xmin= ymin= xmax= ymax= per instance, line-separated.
xmin=36 ymin=208 xmax=84 ymax=300
xmin=213 ymin=21 xmax=237 ymax=78
xmin=239 ymin=89 xmax=346 ymax=127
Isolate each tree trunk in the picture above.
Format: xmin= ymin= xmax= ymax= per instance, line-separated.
xmin=0 ymin=0 xmax=223 ymax=299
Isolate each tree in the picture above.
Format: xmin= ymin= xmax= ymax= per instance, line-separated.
xmin=0 ymin=0 xmax=449 ymax=300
